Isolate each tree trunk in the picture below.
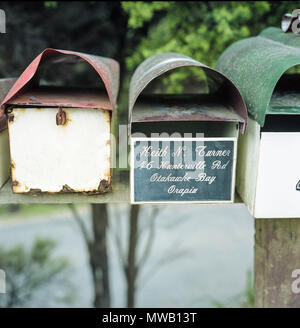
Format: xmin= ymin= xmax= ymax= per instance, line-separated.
xmin=126 ymin=205 xmax=140 ymax=308
xmin=91 ymin=204 xmax=110 ymax=308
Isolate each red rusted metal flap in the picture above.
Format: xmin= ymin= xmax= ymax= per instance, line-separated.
xmin=0 ymin=78 xmax=17 ymax=131
xmin=5 ymin=86 xmax=112 ymax=110
xmin=129 ymin=52 xmax=248 ymax=133
xmin=1 ymin=48 xmax=119 ymax=115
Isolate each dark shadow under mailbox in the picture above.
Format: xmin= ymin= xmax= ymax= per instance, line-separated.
xmin=129 ymin=52 xmax=248 ymax=204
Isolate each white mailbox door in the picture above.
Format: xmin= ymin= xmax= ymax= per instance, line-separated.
xmin=255 ymin=132 xmax=300 ymax=218
xmin=8 ymin=107 xmax=111 ymax=194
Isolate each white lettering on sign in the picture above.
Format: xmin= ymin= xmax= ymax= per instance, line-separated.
xmin=168 ymin=185 xmax=198 ymax=197
xmin=195 ymin=146 xmax=231 ymax=157
xmin=211 ymin=160 xmax=230 ymax=170
xmin=140 ymin=146 xmax=168 ymax=157
xmin=131 ymin=137 xmax=236 ymax=203
xmin=150 ymin=172 xmax=191 ymax=183
xmin=159 ymin=160 xmax=206 ymax=170
xmin=195 ymin=173 xmax=216 ymax=184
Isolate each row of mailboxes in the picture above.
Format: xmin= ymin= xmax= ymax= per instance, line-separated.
xmin=0 ymin=25 xmax=299 ymax=218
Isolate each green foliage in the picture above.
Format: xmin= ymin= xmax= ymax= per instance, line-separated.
xmin=0 ymin=238 xmax=73 ymax=307
xmin=4 ymin=1 xmax=300 ymax=118
xmin=44 ymin=1 xmax=57 ymax=9
xmin=122 ymin=1 xmax=300 ymax=94
xmin=122 ymin=1 xmax=172 ymax=29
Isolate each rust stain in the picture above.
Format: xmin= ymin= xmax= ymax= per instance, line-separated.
xmin=56 ymin=107 xmax=67 ymax=126
xmin=10 ymin=158 xmax=16 ymax=180
xmin=61 ymin=184 xmax=75 ymax=192
xmin=105 ymin=110 xmax=111 ymax=124
xmin=55 ymin=108 xmax=72 ymax=127
xmin=55 ymin=179 xmax=112 ymax=195
xmin=98 ymin=179 xmax=110 ymax=192
xmin=65 ymin=110 xmax=72 ymax=124
xmin=28 ymin=188 xmax=42 ymax=194
xmin=81 ymin=179 xmax=112 ymax=196
xmin=104 ymin=165 xmax=111 ymax=180
xmin=10 ymin=180 xmax=112 ymax=195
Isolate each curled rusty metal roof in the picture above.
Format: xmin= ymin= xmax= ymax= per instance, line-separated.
xmin=129 ymin=52 xmax=248 ymax=133
xmin=4 ymin=87 xmax=113 ymax=110
xmin=216 ymin=27 xmax=300 ymax=126
xmin=1 ymin=48 xmax=119 ymax=115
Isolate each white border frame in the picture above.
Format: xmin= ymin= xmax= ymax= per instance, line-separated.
xmin=130 ymin=137 xmax=237 ymax=204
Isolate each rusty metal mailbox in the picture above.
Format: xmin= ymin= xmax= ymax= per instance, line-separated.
xmin=1 ymin=48 xmax=119 ymax=194
xmin=129 ymin=52 xmax=248 ymax=204
xmin=217 ymin=26 xmax=300 ymax=218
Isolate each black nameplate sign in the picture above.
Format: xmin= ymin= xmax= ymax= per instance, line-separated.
xmin=131 ymin=138 xmax=236 ymax=203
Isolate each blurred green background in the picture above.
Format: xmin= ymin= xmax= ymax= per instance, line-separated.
xmin=1 ymin=1 xmax=299 ymax=121
xmin=0 ymin=1 xmax=297 ymax=308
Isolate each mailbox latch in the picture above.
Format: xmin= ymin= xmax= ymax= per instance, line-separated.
xmin=56 ymin=107 xmax=66 ymax=126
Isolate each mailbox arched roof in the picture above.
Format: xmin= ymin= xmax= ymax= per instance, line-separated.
xmin=1 ymin=48 xmax=119 ymax=115
xmin=129 ymin=52 xmax=248 ymax=133
xmin=216 ymin=27 xmax=300 ymax=127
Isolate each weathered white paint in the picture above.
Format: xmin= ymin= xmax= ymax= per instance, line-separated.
xmin=8 ymin=107 xmax=111 ymax=193
xmin=0 ymin=129 xmax=9 ymax=188
xmin=235 ymin=117 xmax=261 ymax=216
xmin=254 ymin=132 xmax=300 ymax=218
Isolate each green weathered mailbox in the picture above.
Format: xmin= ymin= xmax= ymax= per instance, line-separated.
xmin=217 ymin=27 xmax=300 ymax=218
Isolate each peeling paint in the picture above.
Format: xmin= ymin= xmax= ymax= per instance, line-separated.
xmin=98 ymin=179 xmax=110 ymax=192
xmin=28 ymin=188 xmax=42 ymax=194
xmin=61 ymin=184 xmax=75 ymax=192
